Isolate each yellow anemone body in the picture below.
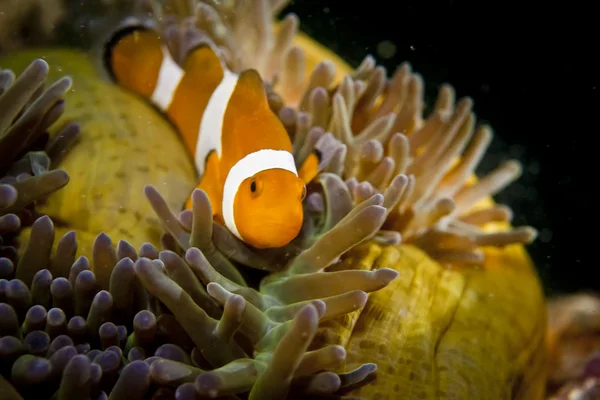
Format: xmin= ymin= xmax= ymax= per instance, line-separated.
xmin=2 ymin=34 xmax=546 ymax=398
xmin=322 ymin=243 xmax=546 ymax=399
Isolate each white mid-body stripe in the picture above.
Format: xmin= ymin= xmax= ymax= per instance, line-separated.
xmin=222 ymin=150 xmax=298 ymax=240
xmin=150 ymin=46 xmax=184 ymax=111
xmin=194 ymin=69 xmax=239 ymax=176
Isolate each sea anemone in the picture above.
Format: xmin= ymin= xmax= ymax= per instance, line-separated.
xmin=135 ymin=0 xmax=537 ymax=266
xmin=0 ymin=0 xmax=548 ymax=398
xmin=1 ymin=214 xmax=381 ymax=398
xmin=0 ymin=58 xmax=78 ymax=280
xmin=0 ymin=59 xmax=380 ymax=396
xmin=0 ymin=37 xmax=383 ymax=400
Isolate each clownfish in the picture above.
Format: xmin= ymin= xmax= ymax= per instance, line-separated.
xmin=104 ymin=25 xmax=320 ymax=249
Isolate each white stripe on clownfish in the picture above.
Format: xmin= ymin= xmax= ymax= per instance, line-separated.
xmin=150 ymin=46 xmax=184 ymax=111
xmin=195 ymin=69 xmax=238 ymax=176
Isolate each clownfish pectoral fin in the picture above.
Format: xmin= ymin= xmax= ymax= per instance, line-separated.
xmin=104 ymin=25 xmax=182 ymax=112
xmin=298 ymin=149 xmax=322 ymax=184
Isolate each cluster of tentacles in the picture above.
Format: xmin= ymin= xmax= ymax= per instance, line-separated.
xmin=1 ymin=212 xmax=381 ymax=399
xmin=0 ymin=57 xmax=78 ymax=276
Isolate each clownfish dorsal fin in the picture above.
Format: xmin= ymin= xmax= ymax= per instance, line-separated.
xmin=233 ymin=69 xmax=270 ymax=112
xmin=181 ymin=43 xmax=225 ymax=74
xmin=103 ymin=25 xmax=170 ymax=100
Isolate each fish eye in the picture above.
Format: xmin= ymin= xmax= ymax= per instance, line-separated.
xmin=249 ymin=177 xmax=263 ymax=197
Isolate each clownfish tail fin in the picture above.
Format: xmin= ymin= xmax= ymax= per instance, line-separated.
xmin=104 ymin=23 xmax=182 ymax=112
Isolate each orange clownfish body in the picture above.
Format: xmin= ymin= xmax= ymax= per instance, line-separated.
xmin=104 ymin=26 xmax=319 ymax=249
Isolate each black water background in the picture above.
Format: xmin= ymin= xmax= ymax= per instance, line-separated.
xmin=285 ymin=0 xmax=600 ymax=296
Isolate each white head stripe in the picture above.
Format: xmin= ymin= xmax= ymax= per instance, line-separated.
xmin=150 ymin=46 xmax=184 ymax=111
xmin=195 ymin=69 xmax=239 ymax=175
xmin=222 ymin=150 xmax=298 ymax=240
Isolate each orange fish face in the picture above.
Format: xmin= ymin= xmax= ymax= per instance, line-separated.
xmin=233 ymin=168 xmax=305 ymax=249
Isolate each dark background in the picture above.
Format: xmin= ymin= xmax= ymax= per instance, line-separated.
xmin=284 ymin=1 xmax=599 ymax=295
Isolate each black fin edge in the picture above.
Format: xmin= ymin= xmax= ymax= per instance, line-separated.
xmin=314 ymin=148 xmax=323 ymax=163
xmin=103 ymin=24 xmax=151 ymax=82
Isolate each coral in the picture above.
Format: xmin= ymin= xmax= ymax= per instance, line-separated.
xmin=548 ymin=348 xmax=600 ymax=400
xmin=546 ymin=293 xmax=600 ymax=396
xmin=549 ymin=377 xmax=600 ymax=400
